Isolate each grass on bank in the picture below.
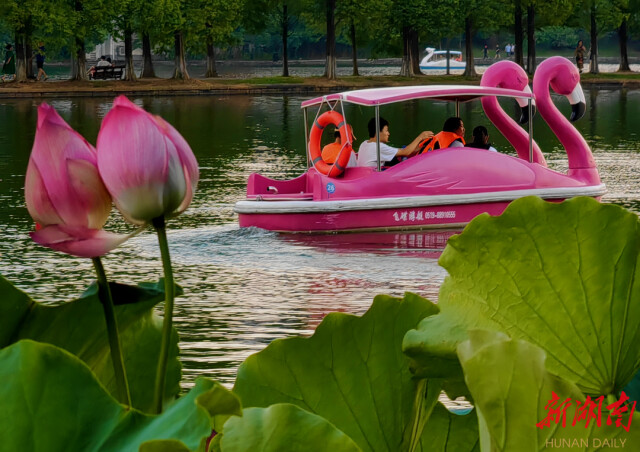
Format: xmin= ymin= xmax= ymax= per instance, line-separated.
xmin=2 ymin=70 xmax=640 ymax=96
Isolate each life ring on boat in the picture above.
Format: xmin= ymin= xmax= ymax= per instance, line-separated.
xmin=309 ymin=110 xmax=353 ymax=177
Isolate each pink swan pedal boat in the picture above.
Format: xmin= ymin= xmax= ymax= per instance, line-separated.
xmin=234 ymin=57 xmax=605 ymax=233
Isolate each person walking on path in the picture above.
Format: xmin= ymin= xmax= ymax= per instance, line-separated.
xmin=35 ymin=43 xmax=48 ymax=81
xmin=494 ymin=44 xmax=501 ymax=59
xmin=483 ymin=44 xmax=488 ymax=60
xmin=574 ymin=40 xmax=587 ymax=73
xmin=2 ymin=44 xmax=15 ymax=82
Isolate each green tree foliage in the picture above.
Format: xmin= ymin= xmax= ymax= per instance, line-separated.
xmin=0 ymin=0 xmax=71 ymax=81
xmin=186 ymin=0 xmax=244 ymax=77
xmin=522 ymin=0 xmax=575 ymax=73
xmin=565 ymin=0 xmax=618 ymax=73
xmin=131 ymin=0 xmax=170 ymax=78
xmin=458 ymin=0 xmax=511 ymax=76
xmin=334 ymin=0 xmax=390 ymax=76
xmin=65 ymin=0 xmax=115 ymax=81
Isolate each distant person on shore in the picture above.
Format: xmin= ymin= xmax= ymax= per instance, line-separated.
xmin=357 ymin=117 xmax=433 ymax=167
xmin=466 ymin=126 xmax=497 ymax=152
xmin=505 ymin=43 xmax=511 ymax=57
xmin=2 ymin=44 xmax=15 ymax=82
xmin=35 ymin=43 xmax=48 ymax=81
xmin=322 ymin=128 xmax=357 ymax=167
xmin=483 ymin=44 xmax=488 ymax=59
xmin=510 ymin=43 xmax=515 ymax=57
xmin=494 ymin=44 xmax=501 ymax=59
xmin=574 ymin=40 xmax=587 ymax=73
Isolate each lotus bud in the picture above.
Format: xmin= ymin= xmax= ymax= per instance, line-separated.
xmin=96 ymin=95 xmax=199 ymax=225
xmin=25 ymin=103 xmax=128 ymax=257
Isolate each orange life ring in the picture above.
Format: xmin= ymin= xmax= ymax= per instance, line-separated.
xmin=309 ymin=110 xmax=353 ymax=177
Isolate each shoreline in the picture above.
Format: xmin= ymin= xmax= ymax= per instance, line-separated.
xmin=1 ymin=72 xmax=639 ymax=99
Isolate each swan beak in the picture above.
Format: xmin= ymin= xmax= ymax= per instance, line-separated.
xmin=519 ymin=104 xmax=537 ymax=124
xmin=567 ymin=83 xmax=586 ymax=122
xmin=516 ymin=85 xmax=536 ymax=124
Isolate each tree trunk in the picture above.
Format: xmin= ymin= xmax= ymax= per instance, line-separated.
xmin=26 ymin=41 xmax=34 ymax=79
xmin=141 ymin=33 xmax=156 ymax=78
xmin=124 ymin=25 xmax=136 ymax=81
xmin=526 ymin=5 xmax=536 ymax=74
xmin=462 ymin=18 xmax=476 ymax=77
xmin=282 ymin=4 xmax=289 ymax=77
xmin=72 ymin=1 xmax=88 ymax=81
xmin=172 ymin=30 xmax=189 ymax=79
xmin=399 ymin=26 xmax=413 ymax=77
xmin=350 ymin=20 xmax=359 ymax=76
xmin=205 ymin=38 xmax=218 ymax=77
xmin=72 ymin=37 xmax=88 ymax=81
xmin=410 ymin=28 xmax=421 ymax=75
xmin=325 ymin=0 xmax=337 ymax=79
xmin=14 ymin=30 xmax=27 ymax=82
xmin=618 ymin=18 xmax=630 ymax=71
xmin=514 ymin=0 xmax=524 ymax=68
xmin=589 ymin=6 xmax=598 ymax=74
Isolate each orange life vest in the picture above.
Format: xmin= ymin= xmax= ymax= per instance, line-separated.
xmin=321 ymin=142 xmax=343 ymax=164
xmin=417 ymin=131 xmax=465 ymax=154
xmin=309 ymin=111 xmax=353 ymax=177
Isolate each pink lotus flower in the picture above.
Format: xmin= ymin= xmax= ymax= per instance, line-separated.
xmin=96 ymin=96 xmax=199 ymax=225
xmin=25 ymin=103 xmax=130 ymax=258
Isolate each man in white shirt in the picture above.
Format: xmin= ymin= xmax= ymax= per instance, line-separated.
xmin=96 ymin=56 xmax=111 ymax=68
xmin=357 ymin=117 xmax=433 ymax=168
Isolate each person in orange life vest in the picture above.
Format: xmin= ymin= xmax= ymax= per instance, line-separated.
xmin=417 ymin=117 xmax=465 ymax=154
xmin=466 ymin=125 xmax=497 ymax=152
xmin=357 ymin=117 xmax=433 ymax=167
xmin=321 ymin=127 xmax=357 ymax=167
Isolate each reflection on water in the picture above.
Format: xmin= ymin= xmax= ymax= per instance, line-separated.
xmin=2 ymin=88 xmax=640 ymax=388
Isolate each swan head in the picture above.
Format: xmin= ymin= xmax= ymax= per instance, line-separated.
xmin=481 ymin=60 xmax=536 ymax=124
xmin=515 ymin=86 xmax=537 ymax=124
xmin=535 ymin=56 xmax=586 ymax=122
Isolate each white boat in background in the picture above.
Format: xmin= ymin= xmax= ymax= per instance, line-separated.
xmin=419 ymin=47 xmax=466 ymax=71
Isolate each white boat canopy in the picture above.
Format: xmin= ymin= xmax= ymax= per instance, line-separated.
xmin=301 ymin=85 xmax=534 ymax=108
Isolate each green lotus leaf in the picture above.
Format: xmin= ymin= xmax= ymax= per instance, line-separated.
xmin=139 ymin=440 xmax=192 ymax=452
xmin=234 ymin=293 xmax=479 ymax=451
xmin=0 ymin=276 xmax=181 ymax=412
xmin=0 ymin=340 xmax=219 ymax=452
xmin=196 ymin=382 xmax=243 ymax=432
xmin=403 ymin=311 xmax=468 ymax=380
xmin=406 ymin=197 xmax=640 ymax=396
xmin=214 ymin=404 xmax=362 ymax=451
xmin=457 ymin=330 xmax=640 ymax=451
xmin=418 ymin=404 xmax=479 ymax=452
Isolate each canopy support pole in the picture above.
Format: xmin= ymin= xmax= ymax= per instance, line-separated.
xmin=303 ymin=108 xmax=310 ymax=168
xmin=375 ymin=105 xmax=381 ymax=172
xmin=528 ymin=99 xmax=533 ymax=163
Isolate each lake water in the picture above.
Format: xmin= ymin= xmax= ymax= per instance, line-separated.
xmin=1 ymin=87 xmax=640 ymax=388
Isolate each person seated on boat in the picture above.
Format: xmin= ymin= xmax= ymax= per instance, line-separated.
xmin=321 ymin=128 xmax=357 ymax=167
xmin=357 ymin=117 xmax=433 ymax=168
xmin=466 ymin=126 xmax=497 ymax=152
xmin=417 ymin=117 xmax=466 ymax=153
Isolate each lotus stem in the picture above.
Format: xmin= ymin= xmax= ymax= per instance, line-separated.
xmin=92 ymin=256 xmax=131 ymax=407
xmin=152 ymin=215 xmax=175 ymax=414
